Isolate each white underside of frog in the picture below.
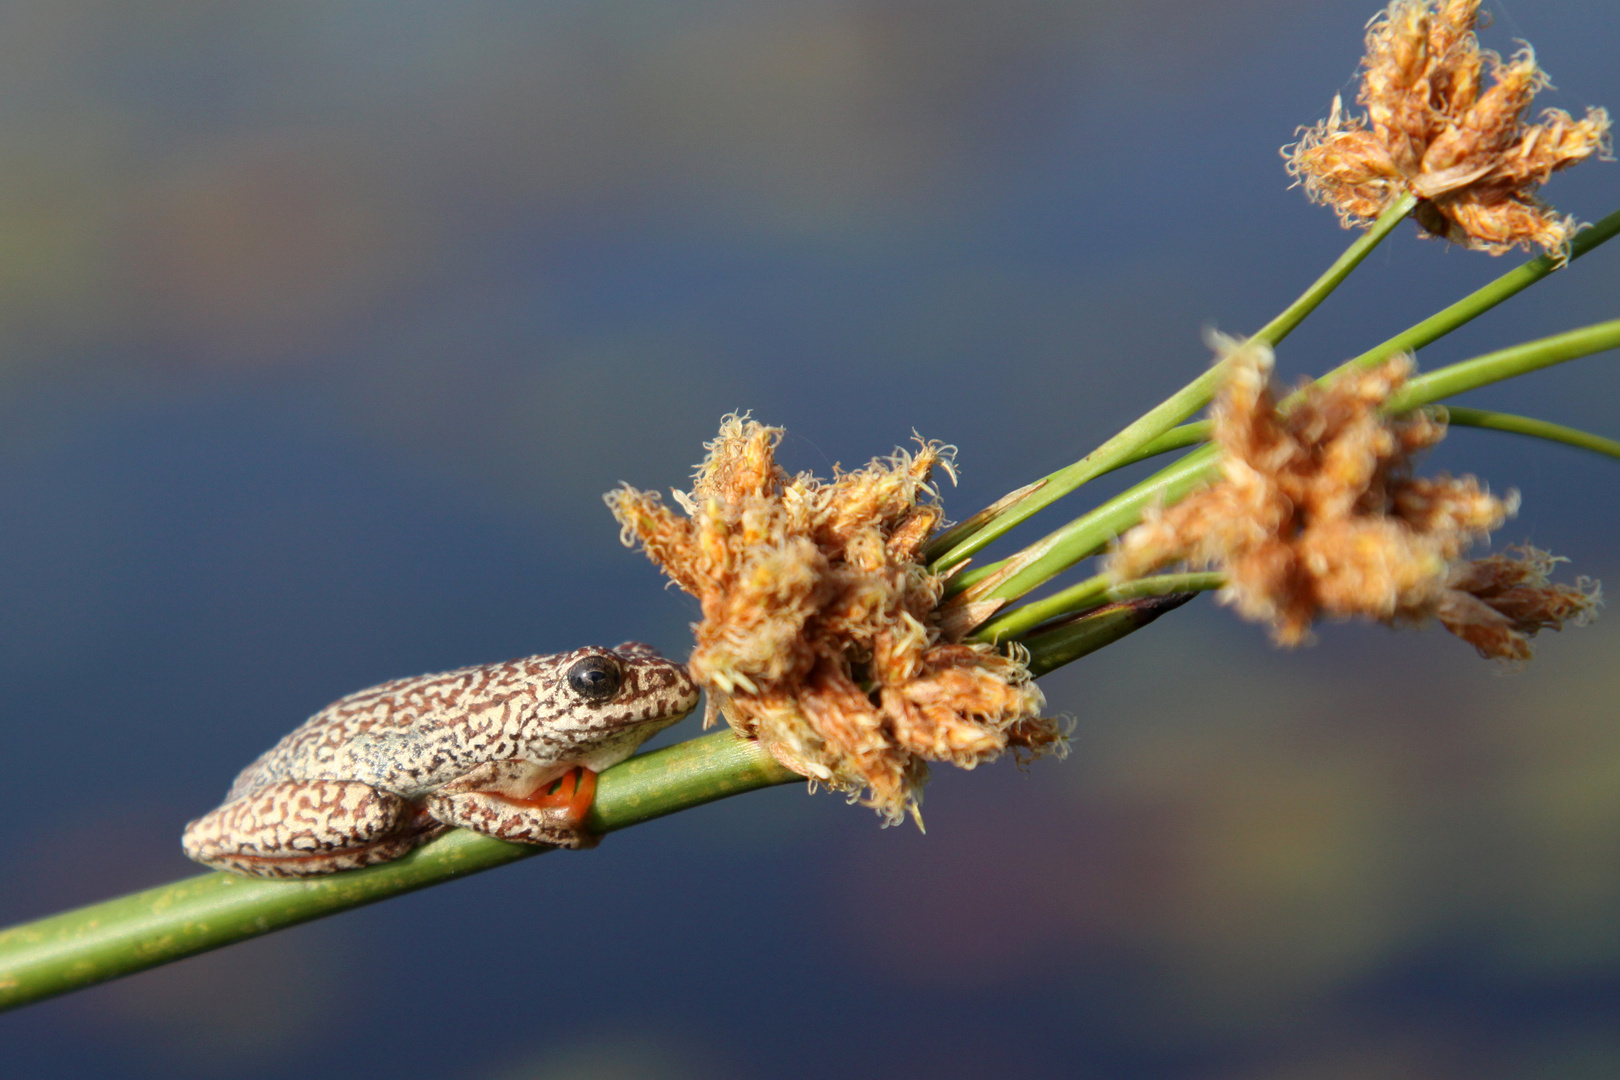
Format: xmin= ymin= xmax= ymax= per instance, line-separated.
xmin=183 ymin=642 xmax=700 ymax=878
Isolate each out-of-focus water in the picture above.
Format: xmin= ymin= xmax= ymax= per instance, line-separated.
xmin=1 ymin=3 xmax=1617 ymax=1077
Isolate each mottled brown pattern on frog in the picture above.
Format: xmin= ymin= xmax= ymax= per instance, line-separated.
xmin=183 ymin=642 xmax=699 ymax=878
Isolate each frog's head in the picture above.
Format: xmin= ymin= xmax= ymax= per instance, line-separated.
xmin=551 ymin=641 xmax=701 ymax=735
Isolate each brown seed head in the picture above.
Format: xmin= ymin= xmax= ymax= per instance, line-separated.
xmin=1284 ymin=0 xmax=1612 ymax=258
xmin=1107 ymin=336 xmax=1521 ymax=650
xmin=1434 ymin=545 xmax=1602 ymax=662
xmin=606 ymin=414 xmax=1060 ymax=824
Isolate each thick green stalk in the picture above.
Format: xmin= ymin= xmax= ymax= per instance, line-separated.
xmin=923 ymin=194 xmax=1417 ymax=572
xmin=0 ymin=732 xmax=797 ymax=1013
xmin=0 ymin=580 xmax=1196 ymax=1014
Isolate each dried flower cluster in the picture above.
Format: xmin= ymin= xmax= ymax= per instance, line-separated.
xmin=606 ymin=415 xmax=1061 ymax=824
xmin=1106 ymin=336 xmax=1596 ymax=658
xmin=1437 ymin=545 xmax=1601 ymax=661
xmin=1284 ymin=0 xmax=1612 ymax=256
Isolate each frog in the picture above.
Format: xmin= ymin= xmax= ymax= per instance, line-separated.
xmin=182 ymin=642 xmax=700 ymax=878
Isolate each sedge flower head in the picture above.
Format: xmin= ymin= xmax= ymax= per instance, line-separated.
xmin=606 ymin=414 xmax=1061 ymax=825
xmin=1436 ymin=544 xmax=1602 ymax=662
xmin=1107 ymin=336 xmax=1522 ymax=649
xmin=1284 ymin=0 xmax=1612 ymax=258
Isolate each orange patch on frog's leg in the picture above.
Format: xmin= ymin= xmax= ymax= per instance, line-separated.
xmin=423 ymin=763 xmax=600 ymax=850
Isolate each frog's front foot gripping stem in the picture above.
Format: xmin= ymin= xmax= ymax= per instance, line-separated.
xmin=535 ymin=766 xmax=599 ymax=828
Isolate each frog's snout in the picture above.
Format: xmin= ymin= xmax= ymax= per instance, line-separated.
xmin=669 ymin=664 xmax=703 ymax=715
xmin=613 ymin=650 xmax=698 ymax=717
xmin=656 ymin=660 xmax=703 ymax=717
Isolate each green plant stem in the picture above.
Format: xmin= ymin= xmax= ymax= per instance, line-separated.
xmin=1117 ymin=420 xmax=1213 ymax=468
xmin=923 ymin=194 xmax=1417 ymax=572
xmin=1441 ymin=407 xmax=1620 ymax=461
xmin=1021 ymin=593 xmax=1201 ymax=676
xmin=1390 ymin=319 xmax=1620 ymax=410
xmin=1108 ymin=406 xmax=1620 ymax=473
xmin=0 ymin=578 xmax=1195 ymax=1015
xmin=0 ymin=731 xmax=797 ymax=1013
xmin=956 ymin=318 xmax=1620 ymax=606
xmin=1336 ymin=206 xmax=1620 ymax=377
xmin=5 ymin=212 xmax=1615 ymax=1020
xmin=1122 ymin=205 xmax=1620 ymax=472
xmin=946 ymin=446 xmax=1216 ymax=597
xmin=974 ymin=570 xmax=1224 ymax=643
xmin=0 ymin=559 xmax=1205 ymax=1015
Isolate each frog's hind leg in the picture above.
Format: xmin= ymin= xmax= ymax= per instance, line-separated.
xmin=182 ymin=780 xmax=440 ymax=878
xmin=423 ymin=760 xmax=601 ymax=850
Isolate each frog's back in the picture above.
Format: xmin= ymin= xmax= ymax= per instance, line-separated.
xmin=224 ymin=657 xmax=554 ymax=800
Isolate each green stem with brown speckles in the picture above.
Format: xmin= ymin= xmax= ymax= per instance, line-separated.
xmin=0 ymin=588 xmax=1197 ymax=1015
xmin=4 ymin=209 xmax=1616 ymax=1018
xmin=0 ymin=731 xmax=796 ymax=1013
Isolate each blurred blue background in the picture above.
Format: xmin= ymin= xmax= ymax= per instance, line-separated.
xmin=0 ymin=2 xmax=1617 ymax=1077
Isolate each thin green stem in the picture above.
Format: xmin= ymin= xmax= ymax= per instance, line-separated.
xmin=1250 ymin=192 xmax=1421 ymax=345
xmin=1117 ymin=420 xmax=1212 ymax=469
xmin=1021 ymin=593 xmax=1200 ymax=677
xmin=1442 ymin=406 xmax=1620 ymax=461
xmin=1122 ymin=206 xmax=1620 ymax=474
xmin=1330 ymin=205 xmax=1620 ymax=380
xmin=974 ymin=570 xmax=1224 ymax=643
xmin=963 ymin=319 xmax=1620 ymax=608
xmin=944 ymin=447 xmax=1215 ymax=598
xmin=923 ymin=194 xmax=1417 ymax=572
xmin=956 ymin=447 xmax=1217 ymax=601
xmin=0 ymin=732 xmax=798 ymax=1013
xmin=5 ymin=212 xmax=1614 ymax=1022
xmin=1389 ymin=319 xmax=1620 ymax=410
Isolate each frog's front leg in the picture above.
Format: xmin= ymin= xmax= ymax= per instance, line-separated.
xmin=424 ymin=760 xmax=601 ymax=850
xmin=182 ymin=779 xmax=442 ymax=878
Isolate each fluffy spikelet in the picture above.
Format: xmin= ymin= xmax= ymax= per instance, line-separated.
xmin=1284 ymin=0 xmax=1612 ymax=258
xmin=1436 ymin=545 xmax=1603 ymax=661
xmin=606 ymin=414 xmax=1059 ymax=825
xmin=1107 ymin=337 xmax=1526 ymax=651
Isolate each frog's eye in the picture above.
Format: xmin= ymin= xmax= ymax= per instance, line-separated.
xmin=565 ymin=655 xmax=623 ymax=701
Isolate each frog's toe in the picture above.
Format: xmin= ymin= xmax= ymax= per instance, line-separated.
xmin=527 ymin=766 xmax=599 ymax=826
xmin=566 ymin=767 xmax=598 ymax=825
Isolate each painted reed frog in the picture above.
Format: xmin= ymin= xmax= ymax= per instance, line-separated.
xmin=183 ymin=642 xmax=699 ymax=877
